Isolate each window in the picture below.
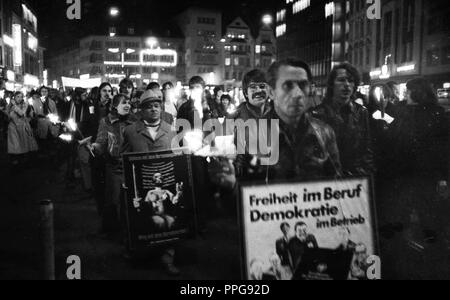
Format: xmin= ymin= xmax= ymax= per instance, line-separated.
xmin=198 ymin=17 xmax=216 ymax=25
xmin=225 ymin=58 xmax=231 ymax=66
xmin=427 ymin=48 xmax=440 ymax=66
xmin=276 ymin=24 xmax=286 ymax=37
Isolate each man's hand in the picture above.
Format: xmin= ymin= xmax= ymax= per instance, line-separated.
xmin=133 ymin=199 xmax=141 ymax=209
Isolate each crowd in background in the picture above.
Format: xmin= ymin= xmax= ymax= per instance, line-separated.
xmin=0 ymin=58 xmax=449 ymax=279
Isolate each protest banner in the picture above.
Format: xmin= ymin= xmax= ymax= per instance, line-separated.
xmin=123 ymin=151 xmax=196 ymax=250
xmin=239 ymin=177 xmax=378 ymax=280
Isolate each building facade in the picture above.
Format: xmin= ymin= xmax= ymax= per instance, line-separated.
xmin=255 ymin=24 xmax=277 ymax=71
xmin=276 ymin=0 xmax=348 ymax=90
xmin=222 ymin=18 xmax=277 ymax=91
xmin=176 ymin=8 xmax=224 ymax=86
xmin=222 ymin=17 xmax=255 ymax=89
xmin=47 ymin=35 xmax=186 ymax=89
xmin=0 ymin=0 xmax=43 ymax=91
xmin=348 ymin=0 xmax=450 ymax=95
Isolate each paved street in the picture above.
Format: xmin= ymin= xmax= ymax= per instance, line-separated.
xmin=0 ymin=160 xmax=242 ymax=280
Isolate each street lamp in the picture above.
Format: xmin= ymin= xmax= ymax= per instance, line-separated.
xmin=262 ymin=14 xmax=273 ymax=26
xmin=109 ymin=7 xmax=120 ymax=17
xmin=146 ymin=37 xmax=158 ymax=49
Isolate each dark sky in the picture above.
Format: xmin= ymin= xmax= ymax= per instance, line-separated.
xmin=29 ymin=0 xmax=278 ymax=58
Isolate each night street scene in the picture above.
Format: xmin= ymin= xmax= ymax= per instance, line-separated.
xmin=0 ymin=0 xmax=449 ymax=283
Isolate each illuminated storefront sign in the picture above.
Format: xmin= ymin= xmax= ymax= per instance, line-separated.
xmin=370 ymin=70 xmax=382 ymax=78
xmin=103 ymin=48 xmax=178 ymax=68
xmin=325 ymin=2 xmax=335 ymax=18
xmin=397 ymin=64 xmax=415 ymax=73
xmin=27 ymin=33 xmax=38 ymax=52
xmin=3 ymin=35 xmax=14 ymax=47
xmin=13 ymin=24 xmax=23 ymax=67
xmin=379 ymin=64 xmax=391 ymax=79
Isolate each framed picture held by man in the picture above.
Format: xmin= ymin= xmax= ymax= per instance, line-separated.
xmin=123 ymin=150 xmax=197 ymax=251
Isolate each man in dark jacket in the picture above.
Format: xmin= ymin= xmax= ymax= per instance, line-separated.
xmin=177 ymin=76 xmax=205 ymax=130
xmin=311 ymin=63 xmax=374 ymax=176
xmin=262 ymin=59 xmax=342 ymax=182
xmin=232 ymin=69 xmax=274 ymax=179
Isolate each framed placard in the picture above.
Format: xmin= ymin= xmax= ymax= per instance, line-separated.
xmin=239 ymin=177 xmax=378 ymax=280
xmin=123 ymin=151 xmax=196 ymax=251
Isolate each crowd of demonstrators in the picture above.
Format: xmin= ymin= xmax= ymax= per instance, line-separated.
xmin=0 ymin=56 xmax=448 ymax=279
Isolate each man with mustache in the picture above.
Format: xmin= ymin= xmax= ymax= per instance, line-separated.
xmin=233 ymin=69 xmax=273 ymax=120
xmin=232 ymin=69 xmax=274 ymax=179
xmin=312 ymin=63 xmax=374 ymax=176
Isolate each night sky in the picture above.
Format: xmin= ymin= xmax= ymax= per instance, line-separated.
xmin=28 ymin=0 xmax=278 ymax=61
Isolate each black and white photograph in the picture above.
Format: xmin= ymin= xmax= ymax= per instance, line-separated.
xmin=240 ymin=178 xmax=377 ymax=280
xmin=0 ymin=0 xmax=449 ymax=284
xmin=122 ymin=151 xmax=195 ymax=250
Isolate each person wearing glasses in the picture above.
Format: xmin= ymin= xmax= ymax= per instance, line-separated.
xmin=262 ymin=59 xmax=342 ymax=181
xmin=232 ymin=69 xmax=274 ymax=180
xmin=312 ymin=63 xmax=374 ymax=176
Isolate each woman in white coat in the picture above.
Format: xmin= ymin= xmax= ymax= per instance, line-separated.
xmin=7 ymin=92 xmax=38 ymax=160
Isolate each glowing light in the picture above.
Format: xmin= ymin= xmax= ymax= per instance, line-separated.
xmin=325 ymin=2 xmax=335 ymax=18
xmin=126 ymin=48 xmax=136 ymax=54
xmin=62 ymin=77 xmax=102 ymax=89
xmin=293 ymin=0 xmax=311 ymax=15
xmin=109 ymin=7 xmax=120 ymax=17
xmin=444 ymin=83 xmax=450 ymax=89
xmin=6 ymin=71 xmax=15 ymax=82
xmin=24 ymin=74 xmax=39 ymax=87
xmin=262 ymin=14 xmax=273 ymax=25
xmin=276 ymin=24 xmax=286 ymax=37
xmin=184 ymin=130 xmax=204 ymax=153
xmin=374 ymin=87 xmax=383 ymax=102
xmin=67 ymin=119 xmax=78 ymax=132
xmin=146 ymin=37 xmax=158 ymax=48
xmin=397 ymin=64 xmax=415 ymax=73
xmin=48 ymin=114 xmax=60 ymax=124
xmin=3 ymin=35 xmax=14 ymax=47
xmin=12 ymin=24 xmax=22 ymax=67
xmin=80 ymin=74 xmax=90 ymax=80
xmin=109 ymin=33 xmax=116 ymax=38
xmin=59 ymin=134 xmax=73 ymax=142
xmin=370 ymin=70 xmax=382 ymax=77
xmin=27 ymin=33 xmax=38 ymax=52
xmin=140 ymin=48 xmax=178 ymax=67
xmin=108 ymin=48 xmax=120 ymax=53
xmin=151 ymin=72 xmax=159 ymax=80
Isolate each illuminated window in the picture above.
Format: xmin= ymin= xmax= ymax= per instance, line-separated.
xmin=255 ymin=45 xmax=261 ymax=54
xmin=277 ymin=9 xmax=286 ymax=23
xmin=225 ymin=58 xmax=231 ymax=66
xmin=293 ymin=0 xmax=311 ymax=15
xmin=276 ymin=24 xmax=286 ymax=37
